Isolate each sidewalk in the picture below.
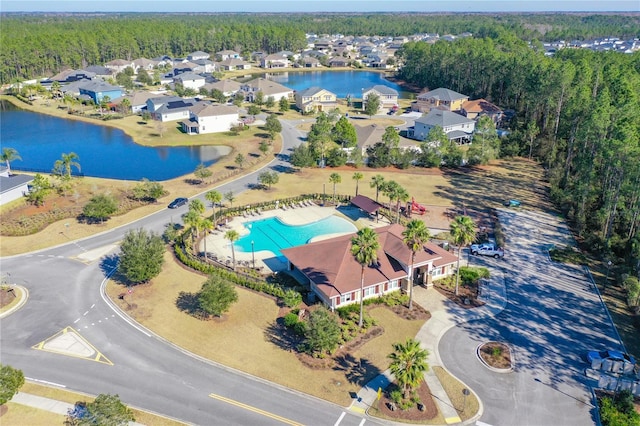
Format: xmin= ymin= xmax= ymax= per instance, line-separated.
xmin=349 ymin=271 xmax=507 ymax=424
xmin=11 ymin=392 xmax=145 ymax=426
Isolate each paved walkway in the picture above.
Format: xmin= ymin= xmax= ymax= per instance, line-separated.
xmin=349 ymin=270 xmax=507 ymax=425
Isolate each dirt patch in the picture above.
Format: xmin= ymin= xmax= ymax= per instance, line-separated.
xmin=389 ymin=303 xmax=431 ymax=321
xmin=372 ymin=380 xmax=439 ymax=421
xmin=478 ymin=342 xmax=512 ymax=370
xmin=434 ymin=283 xmax=485 ymax=309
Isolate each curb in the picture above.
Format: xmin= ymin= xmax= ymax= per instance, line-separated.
xmin=475 ymin=342 xmax=515 ymax=373
xmin=0 ymin=285 xmax=28 ymax=319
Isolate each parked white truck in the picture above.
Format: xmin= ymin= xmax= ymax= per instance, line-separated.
xmin=470 ymin=243 xmax=504 ymax=258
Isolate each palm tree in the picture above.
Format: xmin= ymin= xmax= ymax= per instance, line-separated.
xmin=205 ymin=190 xmax=222 ymax=224
xmin=329 ymin=173 xmax=341 ymax=205
xmin=352 ymin=172 xmax=363 ymax=196
xmin=54 ymin=152 xmax=81 ymax=179
xmin=449 ymin=215 xmax=477 ymax=296
xmin=189 ymin=199 xmax=205 ymax=215
xmin=183 ymin=209 xmax=201 ymax=242
xmin=1 ymin=148 xmax=22 ymax=175
xmin=383 ymin=180 xmax=401 ymax=215
xmin=120 ymin=98 xmax=131 ymax=116
xmin=402 ymin=220 xmax=431 ymax=310
xmin=200 ymin=217 xmax=213 ymax=258
xmin=225 ymin=229 xmax=240 ymax=270
xmin=224 ymin=191 xmax=235 ymax=208
xmin=388 ymin=338 xmax=429 ymax=400
xmin=351 ymin=228 xmax=380 ymax=328
xmin=395 ymin=187 xmax=410 ymax=223
xmin=370 ymin=174 xmax=385 ymax=202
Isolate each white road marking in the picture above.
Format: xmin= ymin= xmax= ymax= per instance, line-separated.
xmin=358 ymin=419 xmax=366 ymax=426
xmin=83 ymin=311 xmax=89 ymax=316
xmin=334 ymin=412 xmax=346 ymax=426
xmin=73 ymin=318 xmax=80 ymax=324
xmin=90 ymin=303 xmax=95 ymax=308
xmin=26 ymin=377 xmax=66 ymax=388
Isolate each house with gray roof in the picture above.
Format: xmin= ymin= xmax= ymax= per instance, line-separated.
xmin=0 ymin=174 xmax=34 ymax=206
xmin=203 ymin=79 xmax=242 ymax=97
xmin=295 ymin=87 xmax=338 ymax=113
xmin=217 ymin=58 xmax=252 ymax=71
xmin=240 ymin=78 xmax=293 ymax=102
xmin=180 ymin=102 xmax=240 ymax=135
xmin=104 ymin=59 xmax=134 ymax=74
xmin=78 ymin=81 xmax=123 ymax=104
xmin=412 ymin=87 xmax=469 ymax=113
xmin=362 ymin=85 xmax=399 ymax=112
xmin=173 ymin=72 xmax=206 ymax=91
xmin=49 ymin=69 xmax=96 ymax=83
xmin=409 ymin=110 xmax=475 ymax=144
xmin=187 ymin=51 xmax=210 ymax=61
xmin=146 ymin=96 xmax=197 ymax=122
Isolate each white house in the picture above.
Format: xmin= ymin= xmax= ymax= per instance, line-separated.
xmin=0 ymin=172 xmax=34 ymax=206
xmin=173 ymin=72 xmax=206 ymax=91
xmin=409 ymin=109 xmax=476 ymax=144
xmin=187 ymin=51 xmax=210 ymax=61
xmin=146 ymin=96 xmax=196 ymax=122
xmin=240 ymin=78 xmax=293 ymax=103
xmin=180 ymin=102 xmax=240 ymax=135
xmin=260 ymin=54 xmax=290 ymax=69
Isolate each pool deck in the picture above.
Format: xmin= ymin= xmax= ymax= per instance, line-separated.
xmin=200 ymin=203 xmax=387 ymax=273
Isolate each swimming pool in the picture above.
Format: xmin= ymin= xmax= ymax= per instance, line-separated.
xmin=235 ymin=215 xmax=357 ymax=258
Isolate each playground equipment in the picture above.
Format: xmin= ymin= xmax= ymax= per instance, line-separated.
xmin=408 ymin=198 xmax=427 ymax=215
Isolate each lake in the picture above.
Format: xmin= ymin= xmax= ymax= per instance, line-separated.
xmin=252 ymin=70 xmax=408 ymax=98
xmin=0 ymin=101 xmax=230 ymax=181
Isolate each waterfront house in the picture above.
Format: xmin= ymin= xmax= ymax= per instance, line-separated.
xmin=215 ymin=50 xmax=241 ymax=61
xmin=362 ymin=85 xmax=399 ymax=112
xmin=0 ymin=169 xmax=34 ymax=206
xmin=260 ymin=54 xmax=290 ymax=69
xmin=295 ymin=87 xmax=338 ymax=113
xmin=203 ymin=79 xmax=242 ymax=97
xmin=217 ymin=58 xmax=252 ymax=71
xmin=146 ymin=96 xmax=196 ymax=122
xmin=240 ymin=78 xmax=293 ymax=102
xmin=281 ymin=223 xmax=458 ymax=310
xmin=78 ymin=81 xmax=123 ymax=104
xmin=187 ymin=51 xmax=210 ymax=61
xmin=180 ymin=102 xmax=240 ymax=135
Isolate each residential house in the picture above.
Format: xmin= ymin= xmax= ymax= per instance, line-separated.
xmin=260 ymin=54 xmax=290 ymax=69
xmin=180 ymin=102 xmax=240 ymax=135
xmin=173 ymin=62 xmax=199 ymax=75
xmin=295 ymin=87 xmax=338 ymax=113
xmin=281 ymin=223 xmax=458 ymax=310
xmin=313 ymin=38 xmax=332 ymax=52
xmin=409 ymin=109 xmax=476 ymax=144
xmin=187 ymin=51 xmax=210 ymax=61
xmin=173 ymin=73 xmax=206 ymax=91
xmin=217 ymin=58 xmax=252 ymax=71
xmin=59 ymin=80 xmax=91 ymax=98
xmin=146 ymin=96 xmax=196 ymax=122
xmin=78 ymin=81 xmax=123 ymax=104
xmin=203 ymin=79 xmax=242 ymax=97
xmin=49 ymin=69 xmax=96 ymax=83
xmin=412 ymin=88 xmax=469 ymax=113
xmin=298 ymin=57 xmax=321 ymax=68
xmin=240 ymin=78 xmax=293 ymax=102
xmin=191 ymin=59 xmax=216 ymax=74
xmin=104 ymin=59 xmax=135 ymax=74
xmin=362 ymin=85 xmax=399 ymax=112
xmin=355 ymin=123 xmax=418 ymax=160
xmin=0 ymin=173 xmax=34 ymax=206
xmin=216 ymin=50 xmax=241 ymax=61
xmin=82 ymin=66 xmax=113 ymax=78
xmin=132 ymin=58 xmax=158 ymax=73
xmin=329 ymin=58 xmax=350 ymax=68
xmin=460 ymin=98 xmax=504 ymax=124
xmin=111 ymin=91 xmax=163 ymax=114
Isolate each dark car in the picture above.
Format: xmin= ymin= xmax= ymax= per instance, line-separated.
xmin=168 ymin=197 xmax=188 ymax=209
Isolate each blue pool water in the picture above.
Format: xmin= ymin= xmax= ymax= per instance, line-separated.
xmin=235 ymin=215 xmax=357 ymax=257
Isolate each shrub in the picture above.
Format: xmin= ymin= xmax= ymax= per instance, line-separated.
xmin=390 ymin=389 xmax=403 ymax=404
xmin=282 ymin=289 xmax=302 ymax=308
xmin=459 ymin=266 xmax=490 ymax=285
xmin=284 ymin=312 xmax=299 ymax=328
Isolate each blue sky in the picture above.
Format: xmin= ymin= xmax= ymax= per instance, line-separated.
xmin=1 ymin=1 xmax=638 ymax=13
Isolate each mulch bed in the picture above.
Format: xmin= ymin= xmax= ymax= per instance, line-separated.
xmin=434 ymin=284 xmax=485 ymax=309
xmin=0 ymin=288 xmax=17 ymax=309
xmin=374 ymin=381 xmax=439 ymax=421
xmin=478 ymin=342 xmax=512 ymax=369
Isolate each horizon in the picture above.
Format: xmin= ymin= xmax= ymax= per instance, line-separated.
xmin=1 ymin=1 xmax=639 ymax=13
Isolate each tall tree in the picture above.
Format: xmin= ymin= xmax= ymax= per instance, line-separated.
xmin=0 ymin=364 xmax=24 ymax=405
xmin=79 ymin=394 xmax=135 ymax=426
xmin=225 ymin=229 xmax=240 ymax=270
xmin=224 ymin=191 xmax=235 ymax=208
xmin=352 ymin=172 xmax=363 ymax=196
xmin=0 ymin=147 xmax=21 ymax=175
xmin=370 ymin=174 xmax=385 ymax=203
xmin=329 ymin=172 xmax=341 ymax=204
xmin=449 ymin=215 xmax=477 ymax=296
xmin=364 ymin=93 xmax=381 ymax=117
xmin=332 ymin=116 xmax=357 ymax=148
xmin=265 ymin=114 xmax=282 ymax=140
xmin=278 ymin=96 xmax=289 ymax=112
xmin=118 ymin=228 xmax=165 ymax=284
xmin=205 ymin=190 xmax=222 ymax=224
xmin=402 ymin=220 xmax=431 ymax=310
xmin=351 ymin=227 xmax=380 ymax=327
xmin=303 ymin=306 xmax=342 ymax=356
xmin=388 ymin=338 xmax=429 ymax=400
xmin=198 ymin=274 xmax=238 ymax=318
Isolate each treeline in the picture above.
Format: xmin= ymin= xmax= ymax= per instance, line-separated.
xmin=1 ymin=13 xmax=639 ymax=83
xmin=398 ymin=37 xmax=640 ymax=259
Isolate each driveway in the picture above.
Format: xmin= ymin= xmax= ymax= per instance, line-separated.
xmin=439 ymin=209 xmax=622 ymax=425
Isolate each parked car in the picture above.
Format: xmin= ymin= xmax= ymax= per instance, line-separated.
xmin=168 ymin=197 xmax=188 ymax=209
xmin=587 ymin=349 xmax=636 ymax=365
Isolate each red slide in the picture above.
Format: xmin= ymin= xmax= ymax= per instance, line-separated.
xmin=410 ymin=197 xmax=426 ymax=215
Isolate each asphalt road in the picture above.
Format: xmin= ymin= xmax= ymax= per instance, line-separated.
xmin=439 ymin=209 xmax=623 ymax=426
xmin=1 ymin=118 xmax=385 ymax=425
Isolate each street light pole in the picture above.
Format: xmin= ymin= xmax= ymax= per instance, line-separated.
xmin=251 ymin=240 xmax=255 ymax=269
xmin=462 ymin=388 xmax=470 ymax=412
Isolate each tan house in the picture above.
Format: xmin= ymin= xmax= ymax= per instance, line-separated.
xmin=104 ymin=59 xmax=135 ymax=74
xmin=260 ymin=54 xmax=290 ymax=69
xmin=461 ymin=98 xmax=504 ymax=123
xmin=240 ymin=78 xmax=293 ymax=102
xmin=217 ymin=58 xmax=252 ymax=71
xmin=295 ymin=87 xmax=338 ymax=113
xmin=412 ymin=88 xmax=469 ymax=113
xmin=362 ymin=85 xmax=399 ymax=112
xmin=281 ymin=223 xmax=458 ymax=310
